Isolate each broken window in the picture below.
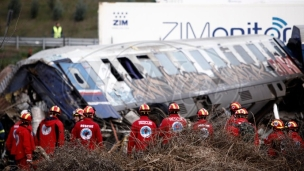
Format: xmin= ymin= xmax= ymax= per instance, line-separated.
xmin=101 ymin=59 xmax=124 ymax=81
xmin=204 ymin=48 xmax=226 ymax=68
xmin=233 ymin=45 xmax=255 ymax=64
xmin=154 ymin=52 xmax=178 ymax=75
xmin=137 ymin=55 xmax=163 ymax=78
xmin=189 ymin=50 xmax=211 ymax=70
xmin=246 ymin=44 xmax=267 ymax=61
xmin=68 ymin=67 xmax=90 ymax=89
xmin=81 ymin=61 xmax=104 ymax=88
xmin=117 ymin=57 xmax=143 ymax=79
xmin=270 ymin=41 xmax=286 ymax=57
xmin=171 ymin=51 xmax=196 ymax=72
xmin=259 ymin=43 xmax=275 ymax=60
xmin=220 ymin=47 xmax=240 ymax=66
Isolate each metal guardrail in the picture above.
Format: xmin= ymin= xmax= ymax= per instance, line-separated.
xmin=0 ymin=36 xmax=99 ymax=49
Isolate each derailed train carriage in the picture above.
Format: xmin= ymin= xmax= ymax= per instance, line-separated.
xmin=1 ymin=26 xmax=304 ymax=143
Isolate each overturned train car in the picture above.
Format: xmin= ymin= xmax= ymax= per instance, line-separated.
xmin=1 ymin=33 xmax=304 ymax=141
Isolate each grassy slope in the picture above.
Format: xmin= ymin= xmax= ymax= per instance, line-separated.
xmin=0 ymin=0 xmax=154 ymax=38
xmin=0 ymin=0 xmax=154 ymax=69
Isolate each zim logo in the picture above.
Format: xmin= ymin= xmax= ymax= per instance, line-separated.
xmin=113 ymin=12 xmax=128 ymax=26
xmin=113 ymin=20 xmax=128 ymax=26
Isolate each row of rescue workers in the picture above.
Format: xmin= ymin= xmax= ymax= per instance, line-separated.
xmin=3 ymin=102 xmax=304 ymax=170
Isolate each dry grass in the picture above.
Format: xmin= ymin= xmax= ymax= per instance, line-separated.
xmin=32 ymin=127 xmax=304 ymax=171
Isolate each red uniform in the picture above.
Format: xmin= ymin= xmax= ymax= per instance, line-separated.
xmin=14 ymin=124 xmax=35 ymax=171
xmin=71 ymin=118 xmax=103 ymax=150
xmin=225 ymin=115 xmax=236 ymax=130
xmin=225 ymin=118 xmax=259 ymax=146
xmin=36 ymin=116 xmax=65 ymax=154
xmin=192 ymin=119 xmax=213 ymax=138
xmin=264 ymin=130 xmax=286 ymax=157
xmin=159 ymin=114 xmax=187 ymax=144
xmin=6 ymin=121 xmax=21 ymax=155
xmin=127 ymin=116 xmax=157 ymax=154
xmin=287 ymin=131 xmax=304 ymax=149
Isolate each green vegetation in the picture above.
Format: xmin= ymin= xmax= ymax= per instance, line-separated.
xmin=48 ymin=0 xmax=55 ymax=10
xmin=52 ymin=0 xmax=63 ymax=21
xmin=30 ymin=0 xmax=39 ymax=19
xmin=7 ymin=0 xmax=21 ymax=19
xmin=0 ymin=0 xmax=154 ymax=38
xmin=74 ymin=0 xmax=87 ymax=22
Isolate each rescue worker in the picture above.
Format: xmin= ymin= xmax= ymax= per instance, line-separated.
xmin=71 ymin=106 xmax=103 ymax=150
xmin=5 ymin=110 xmax=30 ymax=168
xmin=73 ymin=108 xmax=84 ymax=123
xmin=14 ymin=112 xmax=35 ymax=171
xmin=225 ymin=108 xmax=259 ymax=145
xmin=36 ymin=105 xmax=65 ymax=155
xmin=286 ymin=120 xmax=304 ymax=149
xmin=225 ymin=102 xmax=242 ymax=130
xmin=159 ymin=102 xmax=187 ymax=146
xmin=127 ymin=104 xmax=157 ymax=155
xmin=264 ymin=119 xmax=287 ymax=157
xmin=192 ymin=108 xmax=213 ymax=138
xmin=52 ymin=22 xmax=63 ymax=38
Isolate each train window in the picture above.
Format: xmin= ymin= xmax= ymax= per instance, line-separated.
xmin=137 ymin=55 xmax=163 ymax=78
xmin=81 ymin=61 xmax=105 ymax=87
xmin=204 ymin=48 xmax=226 ymax=68
xmin=154 ymin=53 xmax=178 ymax=75
xmin=189 ymin=50 xmax=211 ymax=70
xmin=171 ymin=51 xmax=196 ymax=72
xmin=220 ymin=48 xmax=240 ymax=66
xmin=259 ymin=43 xmax=275 ymax=60
xmin=270 ymin=42 xmax=286 ymax=57
xmin=246 ymin=44 xmax=267 ymax=61
xmin=117 ymin=57 xmax=143 ymax=79
xmin=233 ymin=45 xmax=255 ymax=64
xmin=101 ymin=59 xmax=124 ymax=81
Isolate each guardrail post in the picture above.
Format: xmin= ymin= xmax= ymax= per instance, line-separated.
xmin=43 ymin=38 xmax=45 ymax=49
xmin=16 ymin=36 xmax=19 ymax=49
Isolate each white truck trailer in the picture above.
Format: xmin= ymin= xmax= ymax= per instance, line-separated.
xmin=98 ymin=2 xmax=304 ymax=44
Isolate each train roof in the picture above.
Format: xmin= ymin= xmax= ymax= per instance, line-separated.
xmin=28 ymin=34 xmax=273 ymax=63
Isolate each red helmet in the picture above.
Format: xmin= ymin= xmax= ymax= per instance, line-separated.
xmin=197 ymin=108 xmax=209 ymax=117
xmin=271 ymin=119 xmax=285 ymax=129
xmin=73 ymin=108 xmax=84 ymax=116
xmin=84 ymin=106 xmax=95 ymax=115
xmin=287 ymin=120 xmax=298 ymax=129
xmin=139 ymin=104 xmax=150 ymax=115
xmin=168 ymin=102 xmax=180 ymax=113
xmin=235 ymin=108 xmax=248 ymax=115
xmin=20 ymin=112 xmax=32 ymax=122
xmin=20 ymin=110 xmax=29 ymax=115
xmin=230 ymin=102 xmax=241 ymax=113
xmin=49 ymin=105 xmax=61 ymax=115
